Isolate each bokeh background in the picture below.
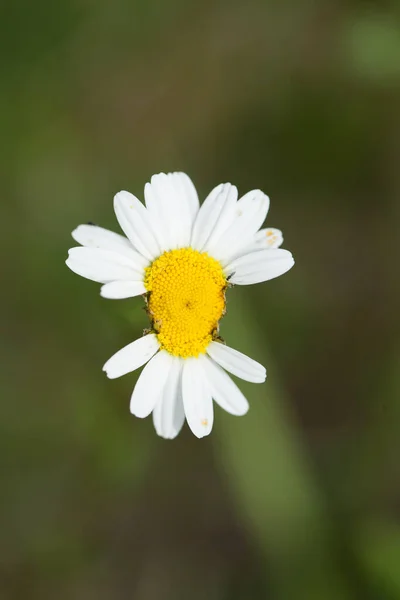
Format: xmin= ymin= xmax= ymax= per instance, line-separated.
xmin=1 ymin=1 xmax=400 ymax=599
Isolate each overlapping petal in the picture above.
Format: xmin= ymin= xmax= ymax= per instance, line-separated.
xmin=191 ymin=183 xmax=238 ymax=251
xmin=225 ymin=248 xmax=294 ymax=285
xmin=114 ymin=191 xmax=161 ymax=260
xmin=103 ymin=334 xmax=160 ymax=379
xmin=66 ymin=247 xmax=145 ymax=283
xmin=130 ymin=350 xmax=174 ymax=418
xmin=253 ymin=227 xmax=283 ymax=249
xmin=207 ymin=341 xmax=266 ymax=383
xmin=200 ymin=355 xmax=249 ymax=416
xmin=71 ymin=224 xmax=148 ymax=265
xmin=207 ymin=189 xmax=270 ymax=264
xmin=153 ymin=358 xmax=185 ymax=439
xmin=100 ymin=280 xmax=147 ymax=299
xmin=182 ymin=357 xmax=214 ymax=438
xmin=145 ymin=172 xmax=199 ymax=250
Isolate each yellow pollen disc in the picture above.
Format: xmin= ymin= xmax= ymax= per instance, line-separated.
xmin=144 ymin=248 xmax=227 ymax=358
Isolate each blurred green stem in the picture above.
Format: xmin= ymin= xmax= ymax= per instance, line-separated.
xmin=216 ymin=289 xmax=353 ymax=600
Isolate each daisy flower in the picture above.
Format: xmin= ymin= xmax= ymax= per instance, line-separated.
xmin=66 ymin=172 xmax=294 ymax=439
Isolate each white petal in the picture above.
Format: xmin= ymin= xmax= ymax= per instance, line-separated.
xmin=114 ymin=191 xmax=161 ymax=260
xmin=144 ymin=181 xmax=168 ymax=251
xmin=100 ymin=280 xmax=147 ymax=299
xmin=226 ymin=248 xmax=294 ymax=285
xmin=170 ymin=171 xmax=200 ymax=222
xmin=231 ymin=228 xmax=284 ymax=261
xmin=200 ymin=355 xmax=249 ymax=416
xmin=130 ymin=350 xmax=174 ymax=418
xmin=182 ymin=358 xmax=214 ymax=438
xmin=71 ymin=224 xmax=149 ymax=268
xmin=207 ymin=341 xmax=266 ymax=383
xmin=191 ymin=183 xmax=238 ymax=251
xmin=144 ymin=172 xmax=199 ymax=250
xmin=254 ymin=227 xmax=283 ymax=249
xmin=152 ymin=358 xmax=185 ymax=439
xmin=208 ymin=190 xmax=270 ymax=264
xmin=165 ymin=172 xmax=199 ymax=247
xmin=72 ymin=224 xmax=130 ymax=249
xmin=103 ymin=334 xmax=160 ymax=379
xmin=146 ymin=173 xmax=176 ymax=249
xmin=66 ymin=247 xmax=144 ymax=284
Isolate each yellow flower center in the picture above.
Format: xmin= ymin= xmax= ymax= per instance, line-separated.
xmin=144 ymin=248 xmax=227 ymax=358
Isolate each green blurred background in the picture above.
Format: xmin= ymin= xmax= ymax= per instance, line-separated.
xmin=1 ymin=1 xmax=400 ymax=598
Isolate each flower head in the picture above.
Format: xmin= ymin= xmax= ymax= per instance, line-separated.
xmin=66 ymin=172 xmax=294 ymax=438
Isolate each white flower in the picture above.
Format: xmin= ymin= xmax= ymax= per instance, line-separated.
xmin=66 ymin=172 xmax=294 ymax=439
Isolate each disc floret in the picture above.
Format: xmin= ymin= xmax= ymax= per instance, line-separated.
xmin=144 ymin=248 xmax=227 ymax=357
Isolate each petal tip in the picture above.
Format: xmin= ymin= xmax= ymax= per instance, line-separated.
xmin=65 ymin=255 xmax=75 ymax=269
xmin=150 ymin=172 xmax=167 ymax=185
xmin=129 ymin=405 xmax=147 ymax=419
xmin=71 ymin=226 xmax=82 ymax=243
xmin=193 ymin=429 xmax=211 ymax=439
xmin=113 ymin=190 xmax=133 ymax=207
xmin=259 ymin=369 xmax=267 ymax=383
xmin=102 ymin=364 xmax=113 ymax=379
